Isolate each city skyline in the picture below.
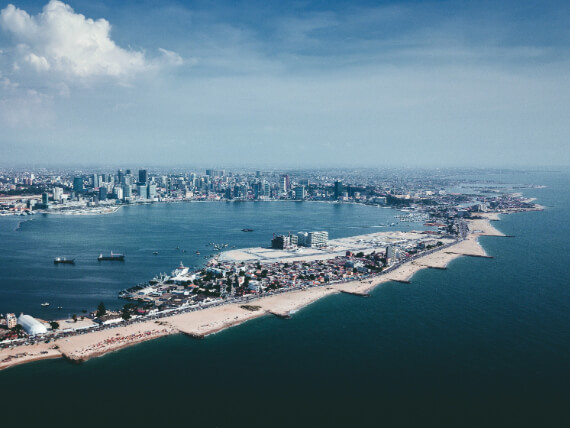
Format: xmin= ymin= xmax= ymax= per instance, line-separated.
xmin=1 ymin=0 xmax=569 ymax=167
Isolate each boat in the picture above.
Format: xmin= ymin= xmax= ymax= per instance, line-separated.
xmin=41 ymin=302 xmax=50 ymax=307
xmin=196 ymin=251 xmax=200 ymax=255
xmin=54 ymin=257 xmax=75 ymax=264
xmin=98 ymin=252 xmax=125 ymax=261
xmin=241 ymin=228 xmax=254 ymax=232
xmin=153 ymin=251 xmax=159 ymax=255
xmin=171 ymin=261 xmax=189 ymax=277
xmin=57 ymin=306 xmax=63 ymax=310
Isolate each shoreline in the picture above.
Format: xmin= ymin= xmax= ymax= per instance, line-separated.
xmin=0 ymin=215 xmax=507 ymax=371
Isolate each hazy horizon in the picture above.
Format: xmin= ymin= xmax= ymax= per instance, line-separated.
xmin=1 ymin=0 xmax=568 ymax=167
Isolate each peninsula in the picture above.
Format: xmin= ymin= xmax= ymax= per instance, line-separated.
xmin=0 ymin=212 xmax=513 ymax=371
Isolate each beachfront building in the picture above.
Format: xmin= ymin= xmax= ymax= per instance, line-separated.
xmin=16 ymin=314 xmax=48 ymax=335
xmin=272 ymin=235 xmax=291 ymax=250
xmin=307 ymin=231 xmax=328 ymax=247
xmin=6 ymin=313 xmax=17 ymax=329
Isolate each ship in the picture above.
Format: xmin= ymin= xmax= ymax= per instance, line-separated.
xmin=171 ymin=261 xmax=189 ymax=277
xmin=98 ymin=252 xmax=125 ymax=261
xmin=54 ymin=257 xmax=75 ymax=264
xmin=241 ymin=228 xmax=254 ymax=232
xmin=41 ymin=302 xmax=50 ymax=307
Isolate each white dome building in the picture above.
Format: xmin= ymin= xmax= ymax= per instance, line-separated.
xmin=17 ymin=314 xmax=48 ymax=335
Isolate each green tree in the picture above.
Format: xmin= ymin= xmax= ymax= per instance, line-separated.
xmin=72 ymin=314 xmax=77 ymax=323
xmin=96 ymin=302 xmax=106 ymax=318
xmin=49 ymin=321 xmax=59 ymax=330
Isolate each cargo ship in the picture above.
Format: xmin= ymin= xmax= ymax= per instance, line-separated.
xmin=54 ymin=257 xmax=75 ymax=264
xmin=98 ymin=252 xmax=125 ymax=261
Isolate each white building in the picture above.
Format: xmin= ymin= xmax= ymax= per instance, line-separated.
xmin=17 ymin=314 xmax=48 ymax=335
xmin=307 ymin=231 xmax=328 ymax=247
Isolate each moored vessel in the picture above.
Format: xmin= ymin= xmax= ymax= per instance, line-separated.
xmin=54 ymin=257 xmax=75 ymax=264
xmin=98 ymin=252 xmax=125 ymax=261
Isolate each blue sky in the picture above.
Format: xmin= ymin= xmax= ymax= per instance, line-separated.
xmin=0 ymin=0 xmax=568 ymax=167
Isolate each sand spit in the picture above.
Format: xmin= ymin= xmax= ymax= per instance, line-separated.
xmin=250 ymin=286 xmax=340 ymax=318
xmin=0 ymin=343 xmax=62 ymax=370
xmin=0 ymin=217 xmax=506 ymax=371
xmin=56 ymin=321 xmax=177 ymax=362
xmin=167 ymin=303 xmax=267 ymax=338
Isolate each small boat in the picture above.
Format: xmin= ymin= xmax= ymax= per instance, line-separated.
xmin=196 ymin=251 xmax=200 ymax=255
xmin=41 ymin=302 xmax=50 ymax=307
xmin=241 ymin=228 xmax=254 ymax=232
xmin=153 ymin=251 xmax=159 ymax=255
xmin=98 ymin=252 xmax=125 ymax=261
xmin=54 ymin=257 xmax=75 ymax=264
xmin=57 ymin=306 xmax=63 ymax=310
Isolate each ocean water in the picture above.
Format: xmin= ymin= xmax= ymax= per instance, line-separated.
xmin=1 ymin=170 xmax=569 ymax=427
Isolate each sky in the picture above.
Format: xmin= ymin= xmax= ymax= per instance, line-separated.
xmin=0 ymin=0 xmax=568 ymax=168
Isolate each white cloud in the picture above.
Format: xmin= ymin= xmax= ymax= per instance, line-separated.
xmin=158 ymin=48 xmax=184 ymax=66
xmin=25 ymin=52 xmax=50 ymax=71
xmin=0 ymin=0 xmax=180 ymax=81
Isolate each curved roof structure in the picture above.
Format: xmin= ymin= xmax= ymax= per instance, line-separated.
xmin=17 ymin=314 xmax=48 ymax=335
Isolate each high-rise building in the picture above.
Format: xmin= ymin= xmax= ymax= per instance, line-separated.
xmin=279 ymin=176 xmax=287 ymax=194
xmin=122 ymin=184 xmax=132 ymax=199
xmin=386 ymin=245 xmax=395 ymax=262
xmin=137 ymin=185 xmax=147 ymax=199
xmin=334 ymin=181 xmax=343 ymax=199
xmin=73 ymin=177 xmax=84 ymax=193
xmin=53 ymin=187 xmax=63 ymax=202
xmin=92 ymin=173 xmax=99 ymax=188
xmin=147 ymin=184 xmax=157 ymax=199
xmin=138 ymin=169 xmax=148 ymax=185
xmin=114 ymin=186 xmax=123 ymax=200
xmin=99 ymin=187 xmax=107 ymax=200
xmin=294 ymin=186 xmax=306 ymax=200
xmin=42 ymin=192 xmax=49 ymax=205
xmin=118 ymin=169 xmax=125 ymax=184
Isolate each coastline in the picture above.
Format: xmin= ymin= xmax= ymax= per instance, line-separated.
xmin=0 ymin=214 xmax=506 ymax=371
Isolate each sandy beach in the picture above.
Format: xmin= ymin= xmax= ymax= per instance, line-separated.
xmin=0 ymin=216 xmax=505 ymax=371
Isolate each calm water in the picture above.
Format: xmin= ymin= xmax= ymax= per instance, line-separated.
xmin=1 ymin=171 xmax=569 ymax=427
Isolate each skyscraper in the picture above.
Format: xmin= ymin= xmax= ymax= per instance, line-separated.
xmin=138 ymin=169 xmax=148 ymax=185
xmin=73 ymin=177 xmax=84 ymax=193
xmin=334 ymin=181 xmax=343 ymax=199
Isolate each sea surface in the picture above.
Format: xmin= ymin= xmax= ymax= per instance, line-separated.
xmin=1 ymin=170 xmax=569 ymax=427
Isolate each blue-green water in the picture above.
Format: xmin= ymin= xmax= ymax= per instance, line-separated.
xmin=1 ymin=171 xmax=569 ymax=427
